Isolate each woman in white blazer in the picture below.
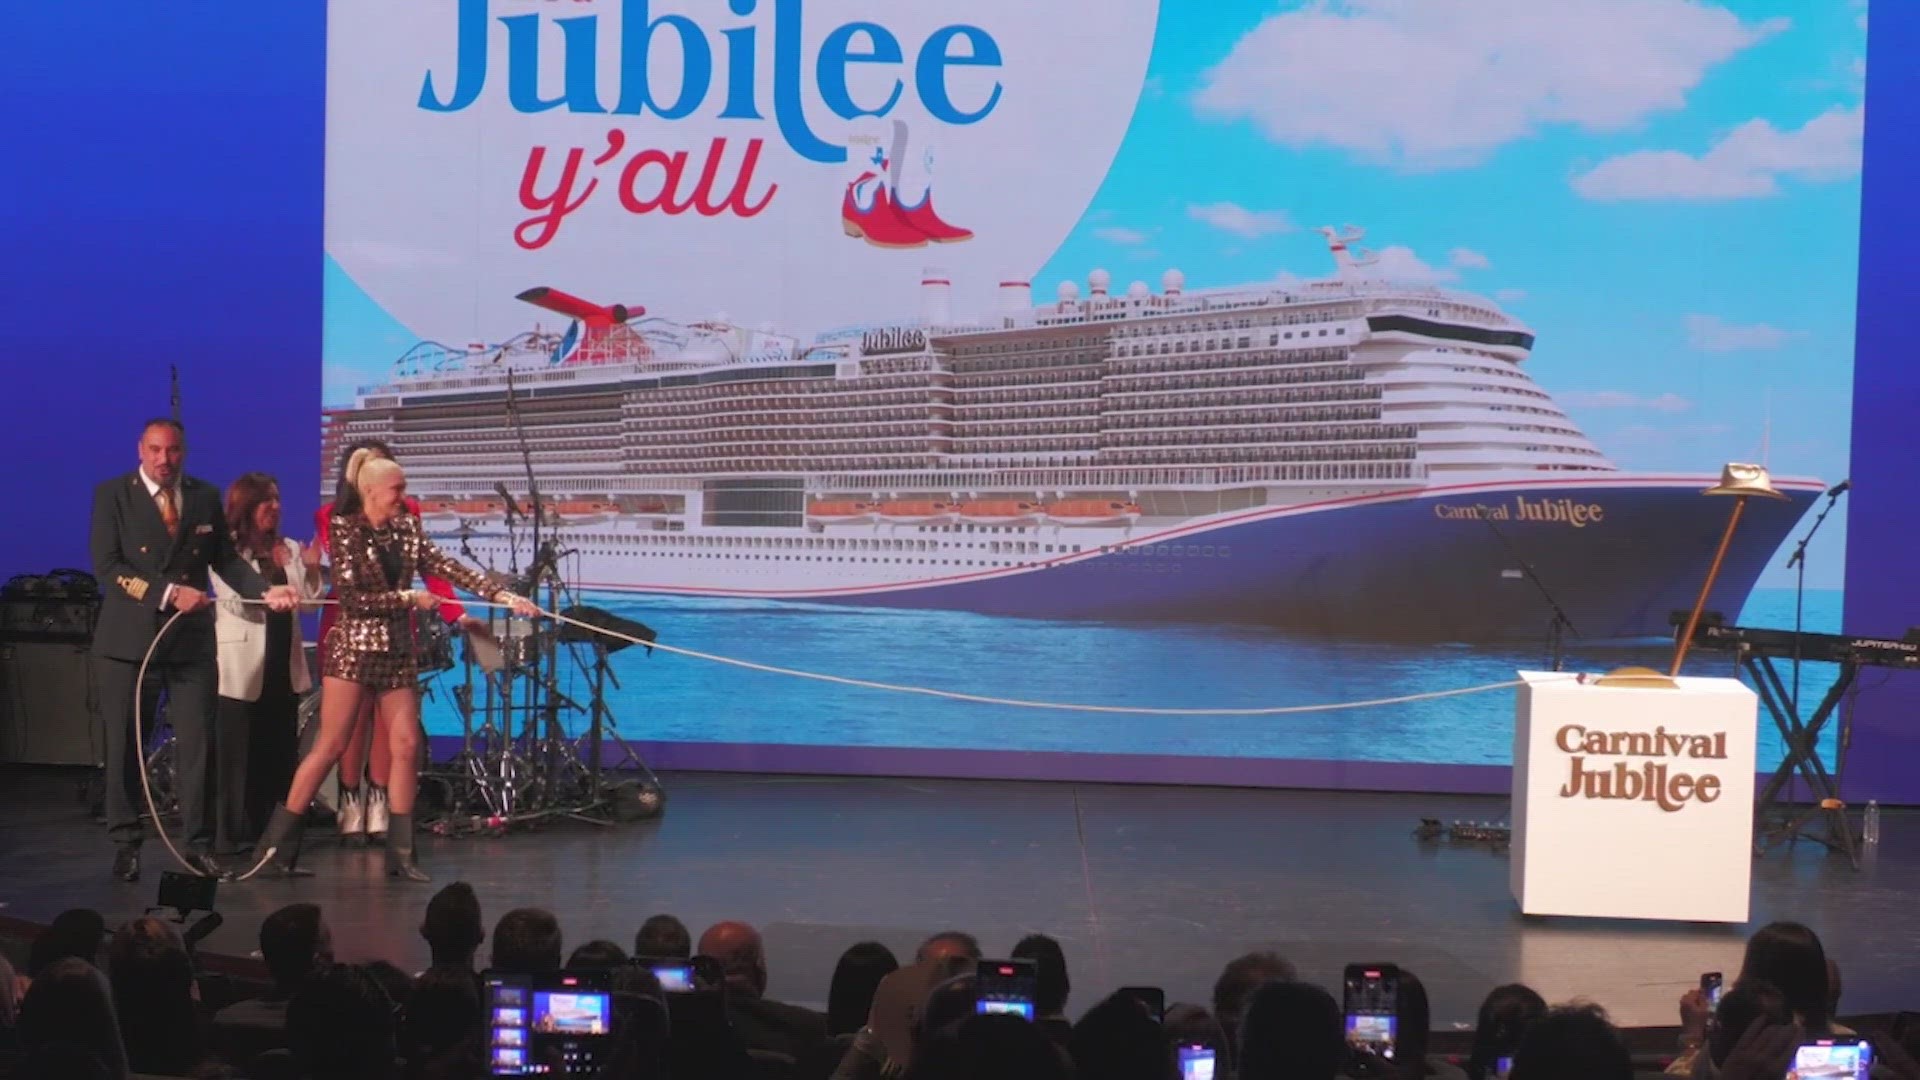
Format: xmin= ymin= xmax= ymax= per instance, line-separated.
xmin=209 ymin=473 xmax=324 ymax=859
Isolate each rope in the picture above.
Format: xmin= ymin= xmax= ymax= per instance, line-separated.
xmin=131 ymin=594 xmax=1572 ymax=881
xmin=262 ymin=596 xmax=1556 ymax=716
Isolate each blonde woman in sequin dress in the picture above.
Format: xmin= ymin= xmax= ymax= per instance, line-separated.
xmin=253 ymin=457 xmax=536 ymax=882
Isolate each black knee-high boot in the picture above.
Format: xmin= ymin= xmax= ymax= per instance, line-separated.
xmin=385 ymin=812 xmax=430 ymax=883
xmin=233 ymin=805 xmax=314 ymax=880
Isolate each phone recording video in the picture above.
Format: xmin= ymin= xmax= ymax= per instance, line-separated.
xmin=649 ymin=963 xmax=695 ymax=993
xmin=486 ymin=970 xmax=615 ymax=1077
xmin=1790 ymin=1037 xmax=1872 ymax=1080
xmin=1700 ymin=971 xmax=1723 ymax=1008
xmin=975 ymin=958 xmax=1039 ymax=1020
xmin=1494 ymin=1054 xmax=1514 ymax=1080
xmin=1118 ymin=986 xmax=1167 ymax=1023
xmin=1343 ymin=964 xmax=1401 ymax=1061
xmin=1177 ymin=1043 xmax=1217 ymax=1080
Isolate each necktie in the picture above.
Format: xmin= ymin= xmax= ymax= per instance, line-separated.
xmin=157 ymin=487 xmax=179 ymax=538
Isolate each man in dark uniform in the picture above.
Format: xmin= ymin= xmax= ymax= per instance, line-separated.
xmin=90 ymin=418 xmax=298 ymax=880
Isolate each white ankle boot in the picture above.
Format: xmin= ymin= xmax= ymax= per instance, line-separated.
xmin=337 ymin=786 xmax=366 ymax=842
xmin=366 ymin=784 xmax=391 ymax=838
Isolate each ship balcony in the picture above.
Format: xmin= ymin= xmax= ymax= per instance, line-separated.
xmin=1380 ymin=403 xmax=1572 ymax=427
xmin=1105 ymin=387 xmax=1383 ymax=413
xmin=1417 ymin=445 xmax=1613 ymax=469
xmin=625 ymin=422 xmax=951 ymax=442
xmin=624 ymin=384 xmax=936 ymax=416
xmin=1103 ymin=444 xmax=1416 ymax=465
xmin=1372 ymin=367 xmax=1547 ymax=393
xmin=1100 ymin=369 xmax=1369 ymax=396
xmin=1103 ymin=346 xmax=1349 ymax=374
xmin=629 ymin=422 xmax=942 ymax=443
xmin=1101 ymin=405 xmax=1385 ymax=429
xmin=1416 ymin=425 xmax=1600 ymax=452
xmin=627 ymin=438 xmax=942 ymax=458
xmin=624 ymin=400 xmax=944 ymax=427
xmin=1105 ymin=418 xmax=1420 ymax=440
xmin=1379 ymin=382 xmax=1557 ymax=408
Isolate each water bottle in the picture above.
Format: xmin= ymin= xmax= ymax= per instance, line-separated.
xmin=1863 ymin=800 xmax=1881 ymax=847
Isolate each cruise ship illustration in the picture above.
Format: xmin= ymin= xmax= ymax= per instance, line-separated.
xmin=323 ymin=228 xmax=1820 ymax=642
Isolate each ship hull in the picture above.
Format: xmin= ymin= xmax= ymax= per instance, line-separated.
xmin=450 ymin=477 xmax=1818 ymax=644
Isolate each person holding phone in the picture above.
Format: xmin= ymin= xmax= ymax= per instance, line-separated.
xmin=252 ymin=458 xmax=536 ymax=883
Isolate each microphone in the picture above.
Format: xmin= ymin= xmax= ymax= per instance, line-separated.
xmin=1826 ymin=479 xmax=1850 ymax=498
xmin=494 ymin=482 xmax=520 ymax=521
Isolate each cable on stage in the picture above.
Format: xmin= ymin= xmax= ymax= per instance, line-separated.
xmin=133 ymin=597 xmax=1573 ymax=881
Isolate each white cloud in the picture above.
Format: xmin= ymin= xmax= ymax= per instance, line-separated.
xmin=1193 ymin=0 xmax=1783 ymax=168
xmin=1496 ymin=288 xmax=1528 ymax=304
xmin=1186 ymin=202 xmax=1296 ymax=238
xmin=1449 ymin=247 xmax=1491 ymax=270
xmin=1573 ymin=105 xmax=1864 ymax=200
xmin=1094 ymin=226 xmax=1151 ymax=246
xmin=1369 ymin=245 xmax=1458 ymax=284
xmin=1558 ymin=390 xmax=1692 ymax=412
xmin=1685 ymin=314 xmax=1803 ymax=352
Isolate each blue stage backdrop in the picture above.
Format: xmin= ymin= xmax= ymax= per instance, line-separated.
xmin=3 ymin=1 xmax=1915 ymax=799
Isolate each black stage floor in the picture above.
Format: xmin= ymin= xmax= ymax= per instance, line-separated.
xmin=2 ymin=767 xmax=1915 ymax=1029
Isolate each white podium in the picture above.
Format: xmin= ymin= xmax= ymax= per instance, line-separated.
xmin=1511 ymin=671 xmax=1757 ymax=923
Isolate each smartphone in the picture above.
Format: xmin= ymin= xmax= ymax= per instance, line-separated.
xmin=1342 ymin=964 xmax=1400 ymax=1061
xmin=650 ymin=962 xmax=695 ymax=993
xmin=1176 ymin=1043 xmax=1217 ymax=1080
xmin=975 ymin=958 xmax=1039 ymax=1020
xmin=1494 ymin=1054 xmax=1514 ymax=1080
xmin=486 ymin=969 xmax=615 ymax=1077
xmin=1791 ymin=1037 xmax=1872 ymax=1080
xmin=1118 ymin=985 xmax=1167 ymax=1023
xmin=1700 ymin=971 xmax=1723 ymax=1008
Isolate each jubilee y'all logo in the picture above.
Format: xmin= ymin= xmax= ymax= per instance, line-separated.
xmin=420 ymin=0 xmax=1004 ymax=250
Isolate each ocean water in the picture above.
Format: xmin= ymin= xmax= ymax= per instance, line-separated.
xmin=418 ymin=587 xmax=1846 ymax=772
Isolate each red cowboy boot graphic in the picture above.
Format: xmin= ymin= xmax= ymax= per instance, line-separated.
xmin=841 ymin=143 xmax=929 ymax=249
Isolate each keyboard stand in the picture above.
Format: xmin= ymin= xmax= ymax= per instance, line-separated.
xmin=1742 ymin=650 xmax=1860 ymax=869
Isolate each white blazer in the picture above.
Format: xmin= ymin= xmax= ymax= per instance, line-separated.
xmin=210 ymin=537 xmax=324 ymax=702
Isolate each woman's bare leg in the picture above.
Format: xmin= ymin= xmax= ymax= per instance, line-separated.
xmin=378 ymin=687 xmax=424 ymax=815
xmin=368 ymin=705 xmax=394 ymax=787
xmin=337 ymin=695 xmax=376 ymax=790
xmin=283 ymin=678 xmax=369 ymax=814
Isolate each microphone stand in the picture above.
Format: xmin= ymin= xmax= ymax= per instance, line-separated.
xmin=1782 ymin=483 xmax=1847 ymax=812
xmin=1785 ymin=484 xmax=1846 ymax=715
xmin=1479 ymin=508 xmax=1580 ymax=671
xmin=504 ymin=370 xmax=570 ymax=808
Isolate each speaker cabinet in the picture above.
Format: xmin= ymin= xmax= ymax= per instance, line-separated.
xmin=0 ymin=640 xmax=101 ymax=765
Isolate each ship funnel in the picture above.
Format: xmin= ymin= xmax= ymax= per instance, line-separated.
xmin=998 ymin=279 xmax=1031 ymax=314
xmin=920 ymin=269 xmax=952 ymax=326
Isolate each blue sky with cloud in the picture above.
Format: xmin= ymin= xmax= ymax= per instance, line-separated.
xmin=325 ymin=0 xmax=1866 ymax=587
xmin=1039 ymin=0 xmax=1866 ymax=586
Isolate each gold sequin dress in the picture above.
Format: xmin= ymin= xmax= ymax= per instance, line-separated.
xmin=322 ymin=513 xmax=495 ymax=689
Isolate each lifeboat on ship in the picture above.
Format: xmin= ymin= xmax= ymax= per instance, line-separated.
xmin=552 ymin=500 xmax=619 ymax=525
xmin=1046 ymin=499 xmax=1143 ymax=526
xmin=807 ymin=499 xmax=878 ymax=524
xmin=416 ymin=499 xmax=462 ymax=530
xmin=876 ymin=499 xmax=957 ymax=525
xmin=958 ymin=499 xmax=1043 ymax=526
